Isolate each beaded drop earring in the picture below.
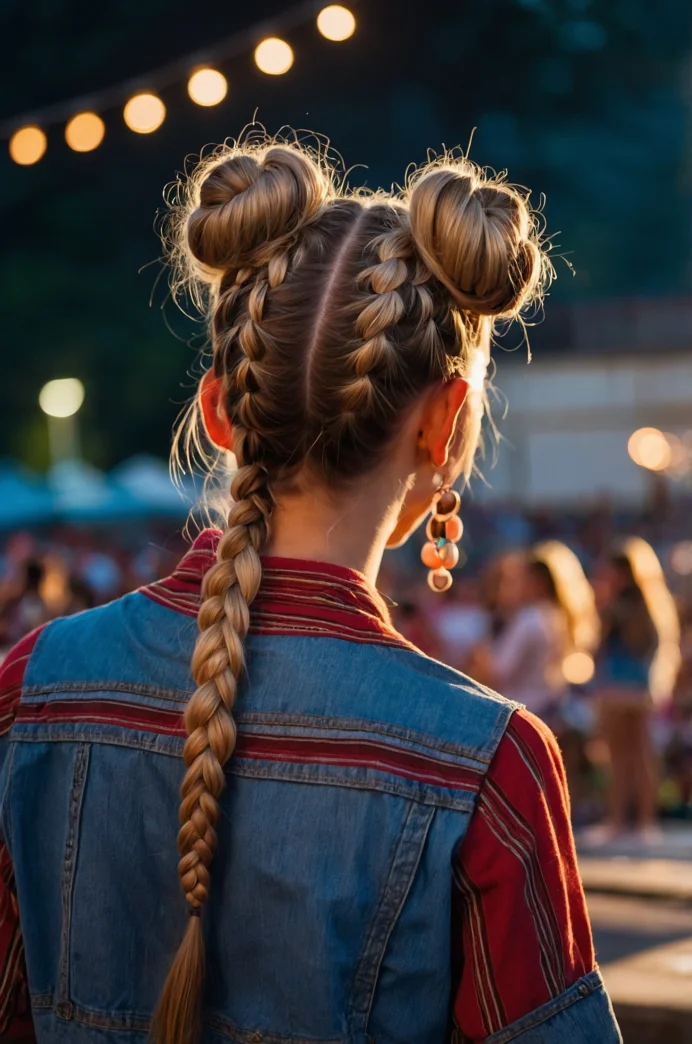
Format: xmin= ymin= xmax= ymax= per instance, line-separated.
xmin=421 ymin=486 xmax=464 ymax=592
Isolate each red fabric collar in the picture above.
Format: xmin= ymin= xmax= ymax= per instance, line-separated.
xmin=142 ymin=529 xmax=412 ymax=649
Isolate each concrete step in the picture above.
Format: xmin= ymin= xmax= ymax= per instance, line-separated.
xmin=601 ymin=936 xmax=692 ymax=1044
xmin=580 ymin=857 xmax=692 ymax=902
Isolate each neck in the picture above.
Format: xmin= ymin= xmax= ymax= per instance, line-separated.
xmin=266 ymin=478 xmax=403 ymax=585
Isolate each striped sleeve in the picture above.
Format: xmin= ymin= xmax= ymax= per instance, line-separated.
xmin=0 ymin=627 xmax=43 ymax=1042
xmin=452 ymin=708 xmax=595 ymax=1042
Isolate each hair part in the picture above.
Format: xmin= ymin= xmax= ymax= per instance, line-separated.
xmin=155 ymin=131 xmax=550 ymax=1044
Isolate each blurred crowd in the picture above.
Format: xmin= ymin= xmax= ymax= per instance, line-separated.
xmin=390 ymin=515 xmax=692 ymax=839
xmin=0 ymin=524 xmax=182 ymax=653
xmin=2 ymin=502 xmax=692 ymax=838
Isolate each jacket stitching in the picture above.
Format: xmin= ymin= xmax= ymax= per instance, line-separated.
xmin=0 ymin=742 xmax=16 ymax=851
xmin=22 ymin=680 xmax=191 ymax=702
xmin=349 ymin=803 xmax=436 ymax=1030
xmin=16 ymin=701 xmax=500 ymax=764
xmin=58 ymin=743 xmax=90 ymax=1008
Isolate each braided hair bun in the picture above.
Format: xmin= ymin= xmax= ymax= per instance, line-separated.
xmin=408 ymin=160 xmax=543 ymax=317
xmin=186 ymin=146 xmax=330 ymax=275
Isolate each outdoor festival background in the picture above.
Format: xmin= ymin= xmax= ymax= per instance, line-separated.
xmin=1 ymin=1 xmax=692 ymax=1037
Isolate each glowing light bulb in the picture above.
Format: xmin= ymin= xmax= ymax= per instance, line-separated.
xmin=188 ymin=68 xmax=228 ymax=107
xmin=254 ymin=38 xmax=294 ymax=75
xmin=39 ymin=378 xmax=85 ymax=419
xmin=9 ymin=125 xmax=47 ymax=165
xmin=628 ymin=427 xmax=672 ymax=472
xmin=65 ymin=112 xmax=105 ymax=152
xmin=123 ymin=93 xmax=166 ymax=134
xmin=317 ymin=5 xmax=356 ymax=41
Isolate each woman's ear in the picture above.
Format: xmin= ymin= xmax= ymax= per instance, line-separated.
xmin=199 ymin=370 xmax=234 ymax=451
xmin=419 ymin=378 xmax=469 ymax=469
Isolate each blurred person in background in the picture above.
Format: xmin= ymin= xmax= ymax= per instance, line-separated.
xmin=593 ymin=538 xmax=681 ymax=841
xmin=0 ymin=558 xmax=51 ymax=654
xmin=0 ymin=141 xmax=620 ymax=1043
xmin=470 ymin=544 xmax=598 ymax=727
xmin=395 ymin=592 xmax=443 ymax=659
xmin=64 ymin=576 xmax=96 ymax=615
xmin=429 ymin=574 xmax=487 ymax=669
xmin=666 ymin=602 xmax=692 ymax=816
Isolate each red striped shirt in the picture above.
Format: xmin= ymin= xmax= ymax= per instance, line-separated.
xmin=0 ymin=534 xmax=595 ymax=1042
xmin=0 ymin=627 xmax=43 ymax=1041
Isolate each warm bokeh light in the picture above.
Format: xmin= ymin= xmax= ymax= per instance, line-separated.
xmin=254 ymin=37 xmax=294 ymax=75
xmin=39 ymin=378 xmax=85 ymax=419
xmin=9 ymin=125 xmax=47 ymax=165
xmin=628 ymin=427 xmax=672 ymax=472
xmin=317 ymin=5 xmax=356 ymax=40
xmin=65 ymin=112 xmax=105 ymax=153
xmin=187 ymin=68 xmax=228 ymax=106
xmin=671 ymin=542 xmax=692 ymax=577
xmin=123 ymin=93 xmax=166 ymax=134
xmin=562 ymin=651 xmax=595 ymax=686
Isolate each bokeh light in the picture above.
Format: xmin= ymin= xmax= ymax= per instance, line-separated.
xmin=39 ymin=378 xmax=85 ymax=419
xmin=628 ymin=427 xmax=672 ymax=472
xmin=671 ymin=542 xmax=692 ymax=577
xmin=254 ymin=38 xmax=294 ymax=75
xmin=187 ymin=68 xmax=228 ymax=107
xmin=9 ymin=126 xmax=47 ymax=166
xmin=317 ymin=5 xmax=356 ymax=41
xmin=65 ymin=112 xmax=105 ymax=153
xmin=562 ymin=651 xmax=595 ymax=686
xmin=123 ymin=93 xmax=166 ymax=134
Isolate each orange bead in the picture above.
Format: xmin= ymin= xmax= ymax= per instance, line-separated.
xmin=421 ymin=541 xmax=443 ymax=569
xmin=445 ymin=515 xmax=464 ymax=543
xmin=438 ymin=541 xmax=459 ymax=568
xmin=427 ymin=567 xmax=452 ymax=592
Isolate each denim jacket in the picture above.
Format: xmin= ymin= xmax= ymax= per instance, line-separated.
xmin=0 ymin=532 xmax=621 ymax=1043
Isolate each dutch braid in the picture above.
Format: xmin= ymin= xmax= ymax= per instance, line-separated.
xmin=339 ymin=225 xmax=412 ymax=415
xmin=155 ymin=145 xmax=327 ymax=1044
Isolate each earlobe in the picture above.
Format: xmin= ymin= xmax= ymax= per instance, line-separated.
xmin=199 ymin=370 xmax=234 ymax=452
xmin=428 ymin=378 xmax=469 ymax=468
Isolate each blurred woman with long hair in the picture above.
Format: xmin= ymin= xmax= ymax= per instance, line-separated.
xmin=596 ymin=538 xmax=681 ymax=838
xmin=473 ymin=542 xmax=599 ymax=724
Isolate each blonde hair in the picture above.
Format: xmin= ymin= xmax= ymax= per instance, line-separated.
xmin=614 ymin=537 xmax=681 ymax=703
xmin=532 ymin=541 xmax=600 ymax=654
xmin=155 ymin=134 xmax=549 ymax=1044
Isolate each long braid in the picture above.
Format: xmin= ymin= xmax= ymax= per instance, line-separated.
xmin=154 ymin=464 xmax=270 ymax=1042
xmin=155 ymin=146 xmax=326 ymax=1044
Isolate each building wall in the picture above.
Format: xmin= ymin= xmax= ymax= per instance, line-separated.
xmin=476 ymin=352 xmax=692 ymax=506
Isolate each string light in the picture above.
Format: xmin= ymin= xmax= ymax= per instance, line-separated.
xmin=123 ymin=93 xmax=166 ymax=134
xmin=9 ymin=125 xmax=47 ymax=165
xmin=254 ymin=38 xmax=294 ymax=75
xmin=65 ymin=112 xmax=105 ymax=152
xmin=187 ymin=68 xmax=228 ymax=107
xmin=317 ymin=5 xmax=356 ymax=41
xmin=5 ymin=11 xmax=361 ymax=162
